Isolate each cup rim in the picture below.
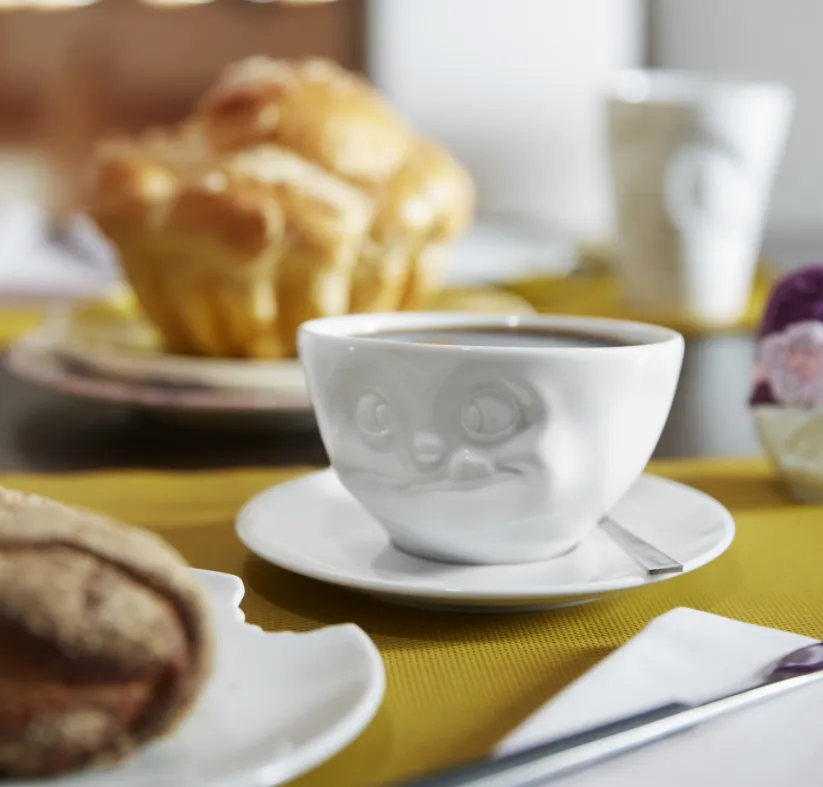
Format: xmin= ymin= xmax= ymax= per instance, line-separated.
xmin=298 ymin=312 xmax=683 ymax=356
xmin=608 ymin=68 xmax=793 ymax=105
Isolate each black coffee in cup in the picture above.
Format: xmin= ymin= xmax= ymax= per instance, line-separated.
xmin=364 ymin=326 xmax=632 ymax=348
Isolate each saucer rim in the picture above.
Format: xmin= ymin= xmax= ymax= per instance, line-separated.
xmin=235 ymin=468 xmax=736 ymax=603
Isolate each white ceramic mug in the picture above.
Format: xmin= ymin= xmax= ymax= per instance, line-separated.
xmin=607 ymin=70 xmax=794 ymax=323
xmin=299 ymin=313 xmax=683 ymax=565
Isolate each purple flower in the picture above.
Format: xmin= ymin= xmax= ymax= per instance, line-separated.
xmin=751 ymin=265 xmax=823 ymax=406
xmin=759 ymin=264 xmax=823 ymax=338
xmin=759 ymin=320 xmax=823 ymax=406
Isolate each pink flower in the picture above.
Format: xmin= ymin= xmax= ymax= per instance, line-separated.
xmin=760 ymin=320 xmax=823 ymax=406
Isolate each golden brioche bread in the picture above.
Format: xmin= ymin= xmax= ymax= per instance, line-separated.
xmin=85 ymin=57 xmax=475 ymax=358
xmin=196 ymin=56 xmax=414 ymax=187
xmin=0 ymin=487 xmax=213 ymax=778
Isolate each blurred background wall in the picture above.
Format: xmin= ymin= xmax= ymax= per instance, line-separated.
xmin=0 ymin=1 xmax=363 ymax=138
xmin=0 ymin=0 xmax=819 ymax=257
xmin=650 ymin=0 xmax=823 ymax=242
xmin=367 ymin=0 xmax=823 ymax=251
xmin=368 ymin=0 xmax=645 ymax=242
xmin=0 ymin=0 xmax=364 ymax=206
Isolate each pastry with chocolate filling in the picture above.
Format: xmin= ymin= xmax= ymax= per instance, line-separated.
xmin=0 ymin=488 xmax=213 ymax=778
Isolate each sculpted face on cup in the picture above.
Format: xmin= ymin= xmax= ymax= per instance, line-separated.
xmin=321 ymin=356 xmax=593 ymax=541
xmin=299 ymin=312 xmax=684 ymax=563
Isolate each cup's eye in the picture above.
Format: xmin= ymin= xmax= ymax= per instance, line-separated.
xmin=461 ymin=392 xmax=520 ymax=442
xmin=354 ymin=390 xmax=393 ymax=445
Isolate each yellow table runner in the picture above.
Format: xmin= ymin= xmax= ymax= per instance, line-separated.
xmin=505 ymin=266 xmax=777 ymax=335
xmin=0 ymin=458 xmax=819 ymax=785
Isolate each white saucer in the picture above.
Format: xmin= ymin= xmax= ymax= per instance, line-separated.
xmin=6 ymin=332 xmax=311 ymax=415
xmin=236 ymin=469 xmax=735 ymax=612
xmin=5 ymin=569 xmax=385 ymax=787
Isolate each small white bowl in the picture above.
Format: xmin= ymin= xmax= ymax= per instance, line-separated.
xmin=753 ymin=406 xmax=823 ymax=501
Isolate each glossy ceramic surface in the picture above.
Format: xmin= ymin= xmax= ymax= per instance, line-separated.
xmin=49 ymin=312 xmax=307 ymax=392
xmin=299 ymin=312 xmax=684 ymax=564
xmin=235 ymin=468 xmax=735 ymax=612
xmin=608 ymin=70 xmax=793 ymax=322
xmin=752 ymin=406 xmax=823 ymax=501
xmin=7 ymin=332 xmax=311 ymax=414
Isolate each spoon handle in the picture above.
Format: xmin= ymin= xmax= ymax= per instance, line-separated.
xmin=600 ymin=516 xmax=683 ymax=575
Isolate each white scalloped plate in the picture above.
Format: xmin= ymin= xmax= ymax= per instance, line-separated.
xmin=6 ymin=569 xmax=385 ymax=787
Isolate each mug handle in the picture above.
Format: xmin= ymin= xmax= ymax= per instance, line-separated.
xmin=664 ymin=142 xmax=752 ymax=234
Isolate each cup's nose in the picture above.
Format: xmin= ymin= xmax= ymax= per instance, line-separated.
xmin=412 ymin=432 xmax=445 ymax=465
xmin=448 ymin=448 xmax=494 ymax=482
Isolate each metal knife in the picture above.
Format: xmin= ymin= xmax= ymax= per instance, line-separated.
xmin=392 ymin=642 xmax=823 ymax=787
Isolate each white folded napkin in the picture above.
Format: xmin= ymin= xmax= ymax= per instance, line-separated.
xmin=0 ymin=200 xmax=119 ymax=304
xmin=497 ymin=608 xmax=823 ymax=786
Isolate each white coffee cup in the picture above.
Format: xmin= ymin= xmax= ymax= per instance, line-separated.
xmin=607 ymin=70 xmax=794 ymax=323
xmin=299 ymin=313 xmax=683 ymax=565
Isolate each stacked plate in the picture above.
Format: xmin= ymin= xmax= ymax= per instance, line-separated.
xmin=6 ymin=294 xmax=313 ymax=421
xmin=7 ymin=285 xmax=542 ymax=425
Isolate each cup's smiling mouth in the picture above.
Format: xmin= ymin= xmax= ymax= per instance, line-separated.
xmin=403 ymin=471 xmax=517 ymax=493
xmin=346 ymin=465 xmax=530 ymax=494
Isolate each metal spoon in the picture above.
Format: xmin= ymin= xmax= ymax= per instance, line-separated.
xmin=599 ymin=516 xmax=683 ymax=576
xmin=394 ymin=641 xmax=823 ymax=787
